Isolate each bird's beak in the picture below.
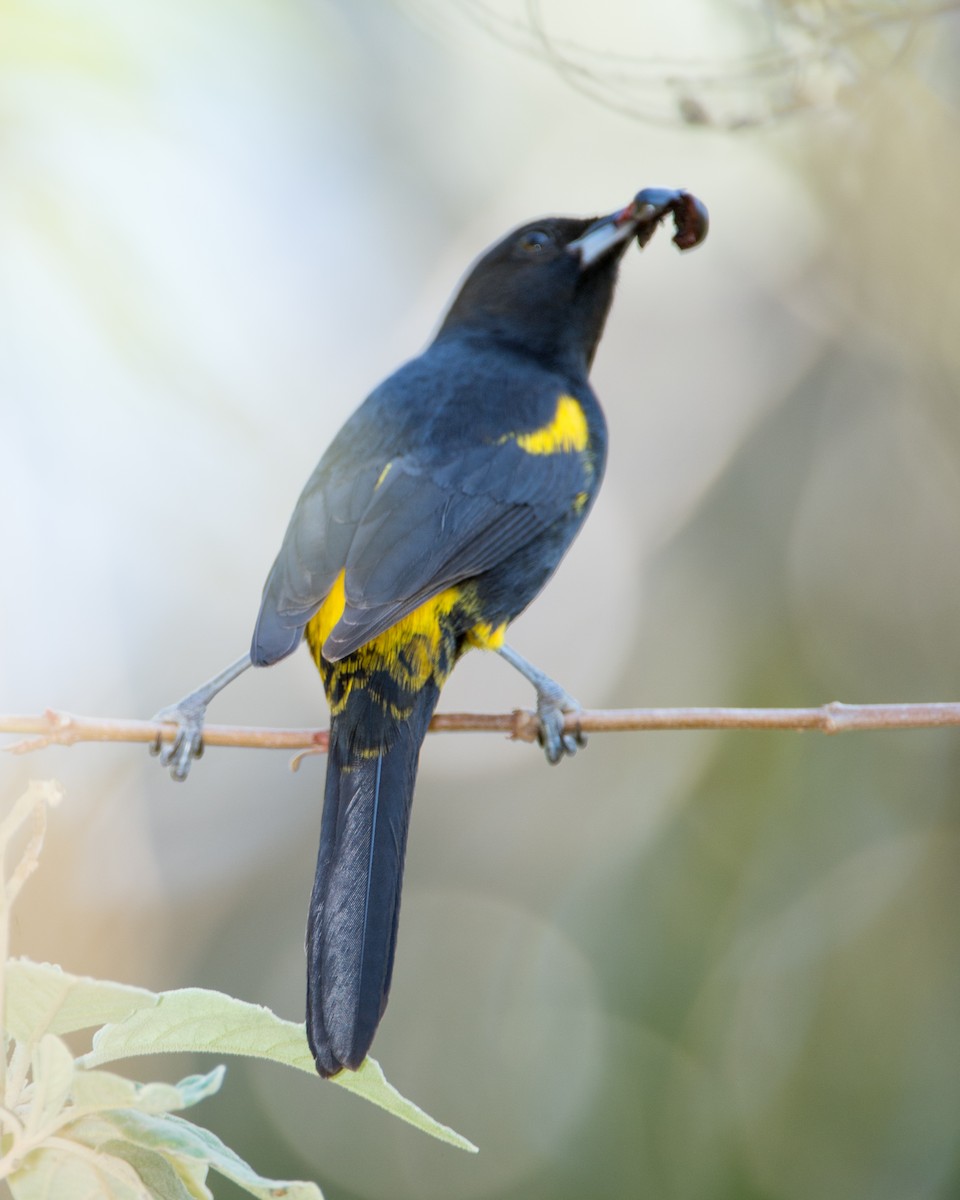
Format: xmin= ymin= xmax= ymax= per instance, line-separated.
xmin=568 ymin=188 xmax=709 ymax=269
xmin=567 ymin=202 xmax=647 ymax=270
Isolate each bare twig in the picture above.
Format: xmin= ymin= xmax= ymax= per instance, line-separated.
xmin=2 ymin=702 xmax=959 ymax=765
xmin=0 ymin=712 xmax=330 ymax=756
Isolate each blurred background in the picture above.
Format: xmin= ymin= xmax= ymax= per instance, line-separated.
xmin=3 ymin=0 xmax=960 ymax=1196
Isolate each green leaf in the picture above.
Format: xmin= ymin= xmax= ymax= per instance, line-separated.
xmin=9 ymin=1139 xmax=149 ymax=1200
xmin=69 ymin=1066 xmax=226 ymax=1120
xmin=151 ymin=1069 xmax=226 ymax=1112
xmin=334 ymin=1057 xmax=478 ymax=1153
xmin=82 ymin=987 xmax=309 ymax=1069
xmin=5 ymin=958 xmax=156 ymax=1042
xmin=99 ymin=1141 xmax=198 ymax=1200
xmin=70 ymin=1109 xmax=323 ymax=1200
xmin=65 ymin=1065 xmax=141 ymax=1111
xmin=82 ymin=985 xmax=477 ymax=1151
xmin=22 ymin=1035 xmax=75 ymax=1139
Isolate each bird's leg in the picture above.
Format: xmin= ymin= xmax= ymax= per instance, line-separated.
xmin=151 ymin=653 xmax=252 ymax=781
xmin=496 ymin=643 xmax=586 ymax=764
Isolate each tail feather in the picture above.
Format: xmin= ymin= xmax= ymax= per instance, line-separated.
xmin=306 ymin=685 xmax=438 ymax=1075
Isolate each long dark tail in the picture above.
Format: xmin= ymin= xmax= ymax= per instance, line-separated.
xmin=305 ymin=683 xmax=439 ymax=1076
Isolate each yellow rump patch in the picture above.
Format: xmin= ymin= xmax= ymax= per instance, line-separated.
xmin=513 ymin=394 xmax=589 ymax=456
xmin=308 ymin=571 xmax=500 ymax=671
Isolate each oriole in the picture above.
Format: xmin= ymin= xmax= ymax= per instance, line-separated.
xmin=155 ymin=188 xmax=708 ymax=1076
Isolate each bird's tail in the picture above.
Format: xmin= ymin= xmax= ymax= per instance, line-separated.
xmin=305 ymin=680 xmax=440 ymax=1076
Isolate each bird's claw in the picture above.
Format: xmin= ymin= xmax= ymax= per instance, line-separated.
xmin=535 ymin=683 xmax=587 ymax=765
xmin=151 ymin=699 xmax=207 ymax=782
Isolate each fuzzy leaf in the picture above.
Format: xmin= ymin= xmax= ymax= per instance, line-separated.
xmin=69 ymin=1066 xmax=226 ymax=1120
xmin=70 ymin=1109 xmax=322 ymax=1200
xmin=83 ymin=985 xmax=477 ymax=1151
xmin=9 ymin=1139 xmax=149 ymax=1200
xmin=22 ymin=1035 xmax=75 ymax=1138
xmin=5 ymin=958 xmax=156 ymax=1042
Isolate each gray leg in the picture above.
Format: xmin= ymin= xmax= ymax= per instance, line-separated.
xmin=496 ymin=643 xmax=586 ymax=764
xmin=152 ymin=653 xmax=252 ymax=781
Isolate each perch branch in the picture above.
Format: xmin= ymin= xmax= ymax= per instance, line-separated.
xmin=2 ymin=701 xmax=960 ymax=763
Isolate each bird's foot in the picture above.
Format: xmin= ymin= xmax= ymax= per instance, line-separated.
xmin=148 ymin=655 xmax=252 ymax=782
xmin=535 ymin=680 xmax=587 ymax=765
xmin=495 ymin=644 xmax=587 ymax=765
xmin=150 ymin=695 xmax=207 ymax=781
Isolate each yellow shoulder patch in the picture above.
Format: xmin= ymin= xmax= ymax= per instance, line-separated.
xmin=513 ymin=394 xmax=589 ymax=456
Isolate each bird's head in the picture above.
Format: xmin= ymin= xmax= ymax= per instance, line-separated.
xmin=436 ymin=190 xmax=707 ymax=377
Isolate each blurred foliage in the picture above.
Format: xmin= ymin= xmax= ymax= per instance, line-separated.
xmin=3 ymin=0 xmax=960 ymax=1198
xmin=404 ymin=0 xmax=960 ymax=127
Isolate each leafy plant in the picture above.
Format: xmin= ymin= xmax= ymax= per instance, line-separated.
xmin=0 ymin=781 xmax=475 ymax=1199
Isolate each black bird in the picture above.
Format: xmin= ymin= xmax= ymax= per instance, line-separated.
xmin=154 ymin=188 xmax=708 ymax=1076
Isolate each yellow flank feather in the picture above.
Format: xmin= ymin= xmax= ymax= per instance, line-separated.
xmin=512 ymin=394 xmax=588 ymax=456
xmin=466 ymin=620 xmax=506 ymax=650
xmin=310 ymin=569 xmax=347 ymax=652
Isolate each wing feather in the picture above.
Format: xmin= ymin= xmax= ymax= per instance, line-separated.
xmin=322 ymin=443 xmax=587 ymax=660
xmin=251 ymin=462 xmax=381 ymax=665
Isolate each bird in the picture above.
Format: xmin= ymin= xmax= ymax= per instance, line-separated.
xmin=153 ymin=188 xmax=708 ymax=1077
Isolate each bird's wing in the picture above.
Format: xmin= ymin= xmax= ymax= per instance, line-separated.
xmin=322 ymin=436 xmax=591 ymax=660
xmin=250 ymin=456 xmax=383 ymax=665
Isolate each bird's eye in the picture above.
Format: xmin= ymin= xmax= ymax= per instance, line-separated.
xmin=519 ymin=230 xmax=552 ymax=255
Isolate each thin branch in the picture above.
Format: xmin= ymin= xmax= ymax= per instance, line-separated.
xmin=2 ymin=702 xmax=960 ymax=764
xmin=0 ymin=712 xmax=331 ymax=756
